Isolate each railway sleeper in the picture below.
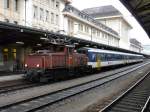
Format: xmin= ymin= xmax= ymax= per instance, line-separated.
xmin=125 ymin=95 xmax=148 ymax=100
xmin=123 ymin=96 xmax=148 ymax=102
xmin=131 ymin=90 xmax=150 ymax=93
xmin=121 ymin=99 xmax=146 ymax=105
xmin=113 ymin=103 xmax=143 ymax=110
xmin=119 ymin=101 xmax=145 ymax=108
xmin=126 ymin=92 xmax=150 ymax=97
xmin=132 ymin=88 xmax=150 ymax=90
xmin=111 ymin=107 xmax=139 ymax=112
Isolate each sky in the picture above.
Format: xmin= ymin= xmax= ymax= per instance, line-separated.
xmin=71 ymin=0 xmax=150 ymax=46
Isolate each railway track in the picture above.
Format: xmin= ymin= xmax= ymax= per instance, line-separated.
xmin=0 ymin=62 xmax=142 ymax=95
xmin=0 ymin=62 xmax=149 ymax=112
xmin=142 ymin=96 xmax=150 ymax=112
xmin=100 ymin=71 xmax=150 ymax=112
xmin=0 ymin=82 xmax=42 ymax=94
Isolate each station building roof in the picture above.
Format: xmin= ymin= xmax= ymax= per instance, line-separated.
xmin=82 ymin=5 xmax=122 ymax=18
xmin=0 ymin=21 xmax=145 ymax=55
xmin=120 ymin=0 xmax=150 ymax=37
xmin=82 ymin=5 xmax=132 ymax=29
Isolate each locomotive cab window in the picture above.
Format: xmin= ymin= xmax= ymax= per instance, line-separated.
xmin=68 ymin=47 xmax=74 ymax=54
xmin=55 ymin=46 xmax=64 ymax=52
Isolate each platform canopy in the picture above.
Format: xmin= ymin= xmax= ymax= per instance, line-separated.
xmin=120 ymin=0 xmax=150 ymax=37
xmin=0 ymin=21 xmax=145 ymax=55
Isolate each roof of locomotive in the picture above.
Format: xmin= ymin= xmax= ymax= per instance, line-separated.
xmin=78 ymin=47 xmax=143 ymax=57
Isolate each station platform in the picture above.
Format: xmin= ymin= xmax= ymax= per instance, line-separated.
xmin=0 ymin=74 xmax=23 ymax=83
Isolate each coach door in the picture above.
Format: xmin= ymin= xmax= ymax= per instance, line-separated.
xmin=96 ymin=54 xmax=101 ymax=70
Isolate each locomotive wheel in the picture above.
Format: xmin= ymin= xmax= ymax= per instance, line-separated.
xmin=34 ymin=75 xmax=40 ymax=82
xmin=31 ymin=72 xmax=40 ymax=82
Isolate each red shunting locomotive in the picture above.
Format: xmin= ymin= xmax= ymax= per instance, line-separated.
xmin=24 ymin=45 xmax=89 ymax=82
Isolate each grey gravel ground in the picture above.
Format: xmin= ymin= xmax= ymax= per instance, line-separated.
xmin=35 ymin=63 xmax=150 ymax=112
xmin=0 ymin=74 xmax=23 ymax=83
xmin=0 ymin=62 xmax=145 ymax=107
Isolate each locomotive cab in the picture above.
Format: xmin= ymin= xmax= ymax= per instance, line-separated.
xmin=24 ymin=45 xmax=88 ymax=82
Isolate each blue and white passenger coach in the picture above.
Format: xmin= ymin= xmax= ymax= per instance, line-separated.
xmin=78 ymin=47 xmax=144 ymax=69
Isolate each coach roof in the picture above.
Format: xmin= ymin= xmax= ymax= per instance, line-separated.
xmin=83 ymin=47 xmax=143 ymax=56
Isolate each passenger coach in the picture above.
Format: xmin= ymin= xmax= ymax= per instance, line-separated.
xmin=78 ymin=47 xmax=144 ymax=69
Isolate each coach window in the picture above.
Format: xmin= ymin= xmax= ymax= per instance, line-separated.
xmin=108 ymin=54 xmax=112 ymax=61
xmin=116 ymin=54 xmax=120 ymax=60
xmin=127 ymin=55 xmax=129 ymax=59
xmin=118 ymin=54 xmax=121 ymax=60
xmin=126 ymin=55 xmax=129 ymax=59
xmin=105 ymin=53 xmax=108 ymax=61
xmin=91 ymin=53 xmax=96 ymax=62
xmin=100 ymin=53 xmax=105 ymax=61
xmin=107 ymin=54 xmax=110 ymax=61
xmin=111 ymin=54 xmax=115 ymax=61
xmin=123 ymin=55 xmax=126 ymax=59
xmin=119 ymin=55 xmax=121 ymax=60
xmin=124 ymin=55 xmax=127 ymax=59
xmin=103 ymin=53 xmax=106 ymax=61
xmin=120 ymin=55 xmax=123 ymax=60
xmin=96 ymin=54 xmax=101 ymax=60
xmin=113 ymin=54 xmax=116 ymax=60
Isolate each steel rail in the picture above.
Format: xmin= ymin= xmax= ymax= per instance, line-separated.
xmin=0 ymin=63 xmax=141 ymax=95
xmin=0 ymin=62 xmax=149 ymax=112
xmin=141 ymin=96 xmax=150 ymax=112
xmin=0 ymin=63 xmax=144 ymax=95
xmin=100 ymin=70 xmax=150 ymax=112
xmin=0 ymin=83 xmax=42 ymax=94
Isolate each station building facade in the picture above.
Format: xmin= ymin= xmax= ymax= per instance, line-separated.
xmin=0 ymin=1 xmax=120 ymax=72
xmin=0 ymin=0 xmax=68 ymax=31
xmin=130 ymin=38 xmax=143 ymax=53
xmin=83 ymin=5 xmax=132 ymax=50
xmin=63 ymin=5 xmax=120 ymax=47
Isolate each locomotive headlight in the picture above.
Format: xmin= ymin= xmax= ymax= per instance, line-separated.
xmin=25 ymin=64 xmax=28 ymax=67
xmin=36 ymin=64 xmax=40 ymax=68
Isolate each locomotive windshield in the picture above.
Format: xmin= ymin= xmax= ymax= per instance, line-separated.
xmin=54 ymin=47 xmax=64 ymax=52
